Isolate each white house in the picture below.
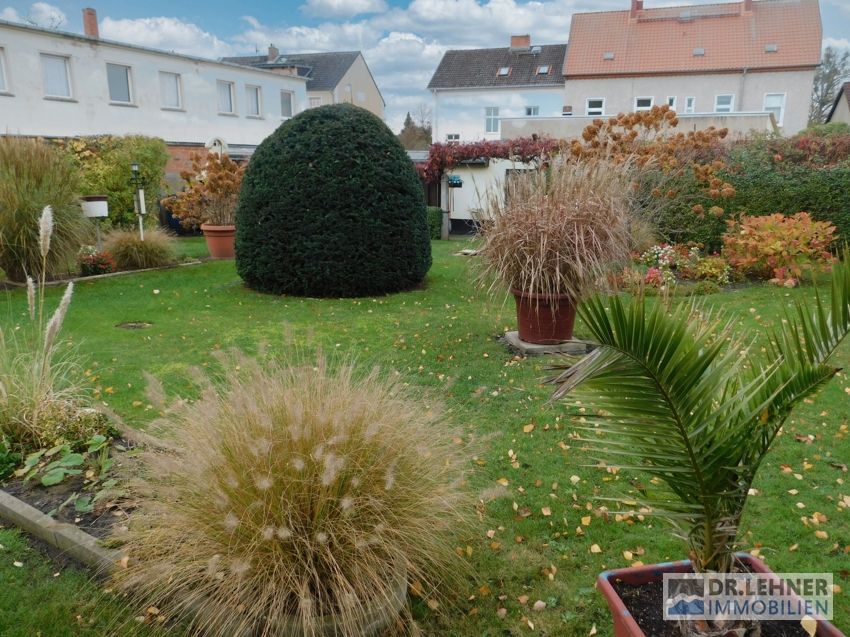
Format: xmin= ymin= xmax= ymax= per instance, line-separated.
xmin=427 ymin=35 xmax=567 ymax=225
xmin=826 ymin=82 xmax=850 ymax=126
xmin=0 ymin=9 xmax=308 ymax=177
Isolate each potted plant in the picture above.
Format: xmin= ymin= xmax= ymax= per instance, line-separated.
xmin=163 ymin=152 xmax=244 ymax=259
xmin=477 ymin=158 xmax=631 ymax=344
xmin=548 ymin=249 xmax=850 ymax=636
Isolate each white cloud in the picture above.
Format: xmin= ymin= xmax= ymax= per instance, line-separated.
xmin=1 ymin=2 xmax=66 ymax=27
xmin=824 ymin=37 xmax=850 ymax=51
xmin=99 ymin=16 xmax=235 ymax=58
xmin=300 ymin=0 xmax=388 ymax=19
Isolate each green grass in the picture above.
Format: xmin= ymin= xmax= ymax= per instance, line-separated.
xmin=1 ymin=241 xmax=848 ymax=635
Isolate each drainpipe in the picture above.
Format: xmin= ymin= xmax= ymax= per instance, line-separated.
xmin=739 ymin=67 xmax=748 ymax=114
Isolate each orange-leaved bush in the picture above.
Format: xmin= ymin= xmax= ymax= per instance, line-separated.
xmin=163 ymin=152 xmax=244 ymax=228
xmin=722 ymin=212 xmax=836 ymax=282
xmin=112 ymin=353 xmax=472 ymax=636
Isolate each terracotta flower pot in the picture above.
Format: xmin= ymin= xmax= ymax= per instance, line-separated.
xmin=511 ymin=289 xmax=576 ymax=344
xmin=200 ymin=223 xmax=236 ymax=259
xmin=597 ymin=554 xmax=844 ymax=637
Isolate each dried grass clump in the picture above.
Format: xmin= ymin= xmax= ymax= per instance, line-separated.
xmin=104 ymin=228 xmax=177 ymax=271
xmin=477 ymin=159 xmax=632 ymax=303
xmin=114 ymin=354 xmax=471 ymax=636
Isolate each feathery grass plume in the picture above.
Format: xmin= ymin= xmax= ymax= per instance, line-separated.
xmin=42 ymin=282 xmax=74 ymax=358
xmin=113 ymin=353 xmax=472 ymax=636
xmin=476 ymin=158 xmax=632 ymax=306
xmin=38 ymin=205 xmax=54 ymax=260
xmin=26 ymin=277 xmax=35 ymax=321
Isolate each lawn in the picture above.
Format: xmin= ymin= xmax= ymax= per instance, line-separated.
xmin=1 ymin=238 xmax=848 ymax=636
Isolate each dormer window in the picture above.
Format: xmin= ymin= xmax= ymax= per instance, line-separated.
xmin=536 ymin=65 xmax=550 ymax=75
xmin=497 ymin=66 xmax=511 ymax=76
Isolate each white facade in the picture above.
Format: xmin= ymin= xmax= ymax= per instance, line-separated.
xmin=563 ymin=70 xmax=815 ymax=135
xmin=432 ymin=86 xmax=565 ymax=143
xmin=0 ymin=20 xmax=308 ymax=146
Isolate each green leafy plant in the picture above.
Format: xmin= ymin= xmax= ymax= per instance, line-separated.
xmin=104 ymin=228 xmax=177 ymax=271
xmin=477 ymin=159 xmax=631 ymax=304
xmin=0 ymin=438 xmax=21 ymax=480
xmin=427 ymin=206 xmax=443 ymax=240
xmin=549 ymin=247 xmax=850 ymax=577
xmin=236 ymin=103 xmax=432 ymax=297
xmin=722 ymin=212 xmax=836 ymax=282
xmin=77 ymin=245 xmax=116 ymax=276
xmin=18 ymin=443 xmax=84 ymax=486
xmin=0 ymin=136 xmax=89 ymax=282
xmin=113 ymin=353 xmax=470 ymax=636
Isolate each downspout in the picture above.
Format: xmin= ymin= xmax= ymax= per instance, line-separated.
xmin=739 ymin=67 xmax=748 ymax=113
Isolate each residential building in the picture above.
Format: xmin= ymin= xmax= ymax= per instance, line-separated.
xmin=558 ymin=0 xmax=821 ymax=136
xmin=826 ymin=82 xmax=850 ymax=125
xmin=223 ymin=48 xmax=385 ymax=120
xmin=0 ymin=9 xmax=308 ymax=178
xmin=427 ymin=35 xmax=567 ymax=224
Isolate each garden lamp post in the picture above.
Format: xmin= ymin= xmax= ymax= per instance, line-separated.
xmin=130 ymin=162 xmax=146 ymax=241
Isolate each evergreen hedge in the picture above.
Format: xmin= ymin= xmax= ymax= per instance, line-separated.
xmin=236 ymin=104 xmax=432 ymax=296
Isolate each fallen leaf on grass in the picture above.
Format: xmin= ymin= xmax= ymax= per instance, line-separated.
xmin=623 ymin=550 xmax=633 ymax=560
xmin=523 ymin=424 xmax=535 ymax=433
xmin=801 ymin=616 xmax=817 ymax=637
xmin=589 ymin=623 xmax=598 ymax=636
xmin=581 ymin=515 xmax=592 ymax=526
xmin=815 ymin=530 xmax=829 ymax=540
xmin=570 ymin=475 xmax=581 ymax=485
xmin=541 ymin=507 xmax=552 ymax=517
xmin=12 ymin=561 xmax=22 ymax=568
xmin=590 ymin=544 xmax=602 ymax=554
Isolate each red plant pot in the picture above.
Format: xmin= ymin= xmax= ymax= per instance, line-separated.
xmin=200 ymin=223 xmax=236 ymax=259
xmin=511 ymin=289 xmax=576 ymax=344
xmin=597 ymin=554 xmax=844 ymax=637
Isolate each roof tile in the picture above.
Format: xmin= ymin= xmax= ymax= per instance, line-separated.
xmin=428 ymin=44 xmax=568 ymax=90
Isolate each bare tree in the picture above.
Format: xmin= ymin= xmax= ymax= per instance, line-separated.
xmin=810 ymin=46 xmax=850 ymax=124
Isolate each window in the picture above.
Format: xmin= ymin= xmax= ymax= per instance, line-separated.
xmin=246 ymin=85 xmax=261 ymax=117
xmin=281 ymin=91 xmax=294 ymax=117
xmin=763 ymin=93 xmax=786 ymax=126
xmin=562 ymin=105 xmax=573 ymax=116
xmin=602 ymin=52 xmax=615 ymax=60
xmin=497 ymin=66 xmax=510 ymax=76
xmin=714 ymin=94 xmax=734 ymax=113
xmin=446 ymin=133 xmax=460 ymax=142
xmin=586 ymin=98 xmax=605 ymax=116
xmin=634 ymin=96 xmax=654 ymax=111
xmin=159 ymin=72 xmax=181 ymax=109
xmin=0 ymin=48 xmax=8 ymax=93
xmin=536 ymin=65 xmax=550 ymax=75
xmin=106 ymin=63 xmax=132 ymax=103
xmin=309 ymin=96 xmax=322 ymax=108
xmin=685 ymin=96 xmax=696 ymax=114
xmin=217 ymin=80 xmax=235 ymax=114
xmin=667 ymin=96 xmax=677 ymax=109
xmin=41 ymin=54 xmax=71 ymax=98
xmin=485 ymin=106 xmax=499 ymax=133
xmin=525 ymin=105 xmax=539 ymax=116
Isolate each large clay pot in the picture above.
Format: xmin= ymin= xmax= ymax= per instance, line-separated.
xmin=597 ymin=554 xmax=844 ymax=637
xmin=512 ymin=289 xmax=576 ymax=344
xmin=200 ymin=223 xmax=236 ymax=259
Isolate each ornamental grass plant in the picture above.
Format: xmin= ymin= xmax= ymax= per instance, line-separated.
xmin=113 ymin=353 xmax=471 ymax=636
xmin=104 ymin=228 xmax=177 ymax=271
xmin=477 ymin=158 xmax=632 ymax=304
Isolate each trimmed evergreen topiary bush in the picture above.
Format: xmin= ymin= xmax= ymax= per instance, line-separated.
xmin=236 ymin=104 xmax=432 ymax=296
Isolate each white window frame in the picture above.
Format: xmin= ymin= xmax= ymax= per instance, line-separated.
xmin=280 ymin=90 xmax=294 ymax=118
xmin=217 ymin=80 xmax=236 ymax=115
xmin=763 ymin=92 xmax=786 ymax=126
xmin=446 ymin=133 xmax=460 ymax=143
xmin=485 ymin=106 xmax=499 ymax=133
xmin=525 ymin=105 xmax=539 ymax=117
xmin=714 ymin=94 xmax=734 ymax=113
xmin=106 ymin=62 xmax=133 ymax=105
xmin=309 ymin=96 xmax=323 ymax=108
xmin=585 ymin=97 xmax=605 ymax=116
xmin=0 ymin=47 xmax=9 ymax=94
xmin=536 ymin=65 xmax=550 ymax=75
xmin=684 ymin=96 xmax=696 ymax=114
xmin=159 ymin=71 xmax=182 ymax=110
xmin=40 ymin=53 xmax=72 ymax=100
xmin=667 ymin=96 xmax=677 ymax=109
xmin=245 ymin=84 xmax=262 ymax=118
xmin=634 ymin=96 xmax=654 ymax=112
xmin=497 ymin=66 xmax=510 ymax=76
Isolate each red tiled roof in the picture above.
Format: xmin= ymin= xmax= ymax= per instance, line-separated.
xmin=564 ymin=0 xmax=822 ymax=78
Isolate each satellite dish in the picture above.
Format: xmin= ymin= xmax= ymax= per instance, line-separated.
xmin=205 ymin=137 xmax=229 ymax=156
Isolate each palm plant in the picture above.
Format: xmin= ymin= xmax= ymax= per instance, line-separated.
xmin=549 ymin=248 xmax=850 ymax=574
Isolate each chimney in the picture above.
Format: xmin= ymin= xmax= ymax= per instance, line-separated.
xmin=630 ymin=0 xmax=644 ymax=20
xmin=82 ymin=8 xmax=99 ymax=39
xmin=268 ymin=44 xmax=279 ymax=62
xmin=741 ymin=0 xmax=753 ymax=13
xmin=510 ymin=34 xmax=531 ymax=51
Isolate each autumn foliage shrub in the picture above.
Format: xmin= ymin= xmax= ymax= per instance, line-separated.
xmin=113 ymin=353 xmax=470 ymax=636
xmin=162 ymin=152 xmax=244 ymax=228
xmin=722 ymin=212 xmax=836 ymax=282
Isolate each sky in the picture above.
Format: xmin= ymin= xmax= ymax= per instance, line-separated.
xmin=2 ymin=0 xmax=849 ymax=131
